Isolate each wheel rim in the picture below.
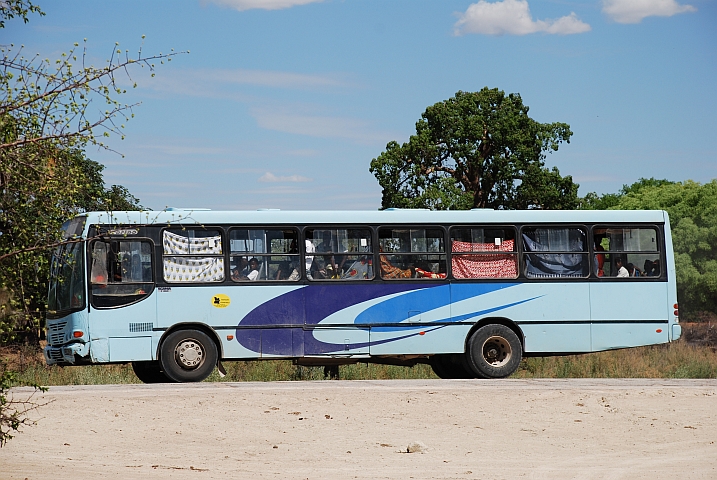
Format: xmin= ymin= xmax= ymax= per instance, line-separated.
xmin=481 ymin=335 xmax=512 ymax=367
xmin=175 ymin=339 xmax=205 ymax=370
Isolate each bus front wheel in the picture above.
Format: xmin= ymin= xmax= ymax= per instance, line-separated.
xmin=466 ymin=324 xmax=522 ymax=379
xmin=160 ymin=329 xmax=218 ymax=382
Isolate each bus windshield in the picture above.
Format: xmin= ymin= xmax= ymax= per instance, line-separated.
xmin=47 ymin=224 xmax=86 ymax=316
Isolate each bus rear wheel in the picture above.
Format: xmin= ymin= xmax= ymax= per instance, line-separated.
xmin=466 ymin=324 xmax=522 ymax=379
xmin=131 ymin=361 xmax=169 ymax=383
xmin=160 ymin=329 xmax=218 ymax=383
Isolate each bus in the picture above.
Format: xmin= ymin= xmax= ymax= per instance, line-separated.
xmin=44 ymin=208 xmax=681 ymax=382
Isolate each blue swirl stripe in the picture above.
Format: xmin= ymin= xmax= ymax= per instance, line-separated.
xmin=235 ymin=282 xmax=536 ymax=354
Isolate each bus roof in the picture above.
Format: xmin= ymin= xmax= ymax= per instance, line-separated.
xmin=75 ymin=209 xmax=669 ymax=231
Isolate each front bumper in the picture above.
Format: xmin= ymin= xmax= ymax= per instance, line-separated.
xmin=43 ymin=342 xmax=90 ymax=365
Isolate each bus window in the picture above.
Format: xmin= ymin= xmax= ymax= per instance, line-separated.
xmin=305 ymin=228 xmax=373 ymax=280
xmin=450 ymin=227 xmax=518 ymax=279
xmin=594 ymin=227 xmax=660 ymax=278
xmin=48 ymin=241 xmax=86 ymax=314
xmin=163 ymin=229 xmax=224 ymax=283
xmin=378 ymin=227 xmax=446 ymax=280
xmin=522 ymin=227 xmax=588 ymax=278
xmin=229 ymin=228 xmax=299 ymax=281
xmin=91 ymin=240 xmax=153 ymax=308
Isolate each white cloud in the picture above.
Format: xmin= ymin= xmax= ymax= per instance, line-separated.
xmin=454 ymin=0 xmax=591 ymax=36
xmin=203 ymin=0 xmax=324 ymax=11
xmin=258 ymin=172 xmax=313 ymax=183
xmin=602 ymin=0 xmax=696 ymax=24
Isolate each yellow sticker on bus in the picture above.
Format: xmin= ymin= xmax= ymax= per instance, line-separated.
xmin=212 ymin=294 xmax=231 ymax=308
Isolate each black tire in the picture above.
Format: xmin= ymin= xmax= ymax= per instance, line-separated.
xmin=131 ymin=361 xmax=170 ymax=384
xmin=159 ymin=329 xmax=218 ymax=383
xmin=465 ymin=324 xmax=522 ymax=379
xmin=430 ymin=354 xmax=475 ymax=379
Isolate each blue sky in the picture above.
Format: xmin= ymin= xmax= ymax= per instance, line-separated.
xmin=5 ymin=0 xmax=716 ymax=210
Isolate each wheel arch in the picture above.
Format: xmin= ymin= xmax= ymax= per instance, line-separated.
xmin=464 ymin=317 xmax=524 ymax=353
xmin=156 ymin=322 xmax=224 ymax=362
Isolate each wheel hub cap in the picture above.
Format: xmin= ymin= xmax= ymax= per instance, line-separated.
xmin=176 ymin=340 xmax=204 ymax=369
xmin=482 ymin=335 xmax=511 ymax=367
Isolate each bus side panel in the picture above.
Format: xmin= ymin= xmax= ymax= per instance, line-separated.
xmin=369 ymin=324 xmax=471 ymax=354
xmin=303 ymin=283 xmax=433 ymax=356
xmin=450 ymin=282 xmax=591 ymax=354
xmin=227 ymin=285 xmax=303 ymax=358
xmin=591 ymin=323 xmax=669 ymax=350
xmin=590 ymin=282 xmax=667 ymax=322
xmin=367 ymin=284 xmax=452 ymax=354
xmin=520 ymin=323 xmax=592 ymax=353
xmin=88 ymin=290 xmax=157 ymax=363
xmin=158 ymin=285 xmax=304 ymax=359
xmin=307 ymin=327 xmax=370 ymax=355
xmin=590 ymin=282 xmax=668 ymax=351
xmin=108 ymin=336 xmax=153 ymax=362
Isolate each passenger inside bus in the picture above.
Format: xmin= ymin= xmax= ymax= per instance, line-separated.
xmin=615 ymin=257 xmax=629 ymax=278
xmin=379 ymin=252 xmax=413 ymax=279
xmin=246 ymin=258 xmax=260 ymax=281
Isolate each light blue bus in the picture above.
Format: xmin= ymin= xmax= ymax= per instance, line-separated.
xmin=44 ymin=208 xmax=681 ymax=382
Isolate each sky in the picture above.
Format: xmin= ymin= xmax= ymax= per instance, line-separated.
xmin=4 ymin=0 xmax=716 ymax=211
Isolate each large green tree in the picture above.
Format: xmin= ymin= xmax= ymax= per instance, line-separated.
xmin=585 ymin=178 xmax=717 ymax=320
xmin=0 ymin=1 xmax=175 ymax=343
xmin=370 ymin=88 xmax=579 ymax=210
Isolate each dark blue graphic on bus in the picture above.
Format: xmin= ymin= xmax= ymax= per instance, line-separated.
xmin=234 ymin=282 xmax=537 ymax=354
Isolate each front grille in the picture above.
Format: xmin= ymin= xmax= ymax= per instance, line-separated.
xmin=129 ymin=322 xmax=153 ymax=333
xmin=47 ymin=321 xmax=68 ymax=345
xmin=48 ymin=321 xmax=67 ymax=332
xmin=47 ymin=349 xmax=63 ymax=360
xmin=49 ymin=332 xmax=65 ymax=344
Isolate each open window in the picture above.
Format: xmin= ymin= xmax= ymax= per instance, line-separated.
xmin=90 ymin=239 xmax=153 ymax=308
xmin=378 ymin=227 xmax=446 ymax=279
xmin=594 ymin=226 xmax=661 ymax=278
xmin=229 ymin=228 xmax=299 ymax=282
xmin=305 ymin=228 xmax=373 ymax=280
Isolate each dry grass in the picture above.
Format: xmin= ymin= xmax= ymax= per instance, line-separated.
xmin=2 ymin=340 xmax=716 ymax=386
xmin=516 ymin=342 xmax=717 ymax=379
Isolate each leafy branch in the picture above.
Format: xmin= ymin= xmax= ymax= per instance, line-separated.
xmin=1 ymin=39 xmax=184 ymax=153
xmin=0 ymin=363 xmax=51 ymax=448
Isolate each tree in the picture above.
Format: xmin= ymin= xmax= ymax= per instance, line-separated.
xmin=369 ymin=88 xmax=579 ymax=210
xmin=0 ymin=1 xmax=178 ymax=343
xmin=584 ymin=178 xmax=717 ymax=320
xmin=579 ymin=177 xmax=675 ymax=210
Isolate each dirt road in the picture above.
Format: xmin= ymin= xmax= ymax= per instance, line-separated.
xmin=2 ymin=379 xmax=716 ymax=479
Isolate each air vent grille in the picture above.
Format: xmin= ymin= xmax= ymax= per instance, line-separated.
xmin=129 ymin=322 xmax=153 ymax=333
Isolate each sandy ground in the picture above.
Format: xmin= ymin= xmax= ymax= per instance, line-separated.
xmin=1 ymin=379 xmax=716 ymax=479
